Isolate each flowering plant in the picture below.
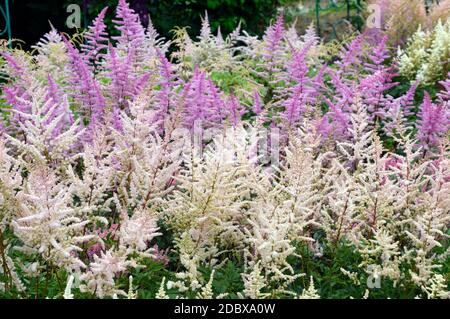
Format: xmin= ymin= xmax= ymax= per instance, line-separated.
xmin=0 ymin=0 xmax=449 ymax=299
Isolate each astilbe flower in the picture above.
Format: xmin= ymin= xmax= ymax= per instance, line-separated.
xmin=31 ymin=25 xmax=69 ymax=81
xmin=142 ymin=16 xmax=170 ymax=62
xmin=398 ymin=20 xmax=450 ymax=86
xmin=170 ymin=14 xmax=242 ymax=79
xmin=109 ymin=96 xmax=181 ymax=211
xmin=112 ymin=0 xmax=145 ymax=52
xmin=12 ymin=166 xmax=93 ymax=271
xmin=1 ymin=0 xmax=450 ymax=299
xmin=104 ymin=44 xmax=138 ymax=110
xmin=119 ymin=210 xmax=161 ymax=253
xmin=239 ymin=262 xmax=270 ymax=299
xmin=261 ymin=14 xmax=285 ymax=77
xmin=81 ymin=7 xmax=109 ymax=69
xmin=5 ymin=80 xmax=83 ymax=168
xmin=298 ymin=277 xmax=320 ymax=299
xmin=79 ymin=249 xmax=136 ymax=298
xmin=438 ymin=73 xmax=450 ymax=103
xmin=164 ymin=126 xmax=254 ymax=251
xmin=0 ymin=136 xmax=22 ymax=223
xmin=383 ymin=82 xmax=418 ymax=138
xmin=279 ymin=43 xmax=320 ymax=129
xmin=64 ymin=36 xmax=105 ymax=126
xmin=417 ymin=92 xmax=449 ymax=151
xmin=153 ymin=49 xmax=178 ymax=126
xmin=363 ymin=34 xmax=390 ymax=74
xmin=335 ymin=35 xmax=365 ymax=76
xmin=182 ymin=68 xmax=230 ymax=130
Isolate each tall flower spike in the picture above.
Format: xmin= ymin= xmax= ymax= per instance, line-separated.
xmin=199 ymin=11 xmax=212 ymax=41
xmin=364 ymin=34 xmax=390 ymax=73
xmin=438 ymin=73 xmax=450 ymax=103
xmin=262 ymin=14 xmax=285 ymax=75
xmin=281 ymin=44 xmax=317 ymax=128
xmin=336 ymin=34 xmax=364 ymax=75
xmin=417 ymin=92 xmax=449 ymax=152
xmin=153 ymin=49 xmax=177 ymax=126
xmin=252 ymin=90 xmax=263 ymax=116
xmin=81 ymin=7 xmax=109 ymax=69
xmin=226 ymin=93 xmax=243 ymax=127
xmin=63 ymin=36 xmax=105 ymax=123
xmin=105 ymin=43 xmax=134 ymax=109
xmin=112 ymin=0 xmax=145 ymax=50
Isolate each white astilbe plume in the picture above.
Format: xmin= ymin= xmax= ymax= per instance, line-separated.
xmin=0 ymin=138 xmax=25 ymax=292
xmin=171 ymin=15 xmax=242 ymax=78
xmin=277 ymin=126 xmax=325 ymax=242
xmin=298 ymin=276 xmax=320 ymax=299
xmin=358 ymin=228 xmax=402 ymax=286
xmin=119 ymin=209 xmax=161 ymax=253
xmin=320 ymin=163 xmax=362 ymax=246
xmin=12 ymin=166 xmax=93 ymax=270
xmin=239 ymin=262 xmax=270 ymax=299
xmin=31 ymin=25 xmax=69 ymax=82
xmin=111 ymin=96 xmax=180 ymax=212
xmin=67 ymin=127 xmax=116 ymax=217
xmin=165 ymin=125 xmax=253 ymax=253
xmin=155 ymin=277 xmax=169 ymax=299
xmin=0 ymin=136 xmax=22 ymax=224
xmin=404 ymin=157 xmax=450 ymax=289
xmin=79 ymin=249 xmax=136 ymax=298
xmin=6 ymin=80 xmax=82 ymax=169
xmin=422 ymin=274 xmax=450 ymax=299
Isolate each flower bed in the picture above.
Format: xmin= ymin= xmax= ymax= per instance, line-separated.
xmin=0 ymin=0 xmax=449 ymax=299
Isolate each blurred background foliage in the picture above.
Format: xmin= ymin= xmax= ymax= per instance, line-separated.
xmin=3 ymin=0 xmax=446 ymax=49
xmin=6 ymin=0 xmax=366 ymax=48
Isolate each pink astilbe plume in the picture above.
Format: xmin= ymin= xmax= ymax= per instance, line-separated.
xmin=335 ymin=34 xmax=364 ymax=75
xmin=183 ymin=68 xmax=227 ymax=129
xmin=358 ymin=69 xmax=397 ymax=122
xmin=153 ymin=49 xmax=178 ymax=126
xmin=81 ymin=7 xmax=109 ymax=69
xmin=44 ymin=74 xmax=74 ymax=136
xmin=1 ymin=52 xmax=24 ymax=77
xmin=323 ymin=98 xmax=351 ymax=140
xmin=438 ymin=73 xmax=450 ymax=103
xmin=383 ymin=82 xmax=418 ymax=136
xmin=104 ymin=43 xmax=141 ymax=110
xmin=252 ymin=89 xmax=263 ymax=116
xmin=225 ymin=93 xmax=244 ymax=127
xmin=417 ymin=92 xmax=449 ymax=151
xmin=261 ymin=14 xmax=285 ymax=77
xmin=280 ymin=43 xmax=319 ymax=128
xmin=64 ymin=36 xmax=105 ymax=124
xmin=112 ymin=0 xmax=145 ymax=51
xmin=364 ymin=34 xmax=390 ymax=73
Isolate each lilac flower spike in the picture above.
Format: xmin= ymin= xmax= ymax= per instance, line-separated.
xmin=252 ymin=90 xmax=263 ymax=116
xmin=417 ymin=92 xmax=449 ymax=150
xmin=64 ymin=36 xmax=105 ymax=122
xmin=113 ymin=0 xmax=145 ymax=49
xmin=81 ymin=7 xmax=109 ymax=68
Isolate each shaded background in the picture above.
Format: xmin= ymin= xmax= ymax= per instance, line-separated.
xmin=6 ymin=0 xmax=290 ymax=48
xmin=4 ymin=0 xmax=367 ymax=49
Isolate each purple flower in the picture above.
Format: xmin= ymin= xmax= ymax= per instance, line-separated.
xmin=417 ymin=92 xmax=449 ymax=150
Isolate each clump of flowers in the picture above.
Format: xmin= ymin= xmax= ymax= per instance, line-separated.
xmin=398 ymin=19 xmax=450 ymax=85
xmin=0 ymin=0 xmax=449 ymax=299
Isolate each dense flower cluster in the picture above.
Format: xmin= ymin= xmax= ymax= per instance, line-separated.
xmin=398 ymin=19 xmax=450 ymax=85
xmin=0 ymin=1 xmax=449 ymax=299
